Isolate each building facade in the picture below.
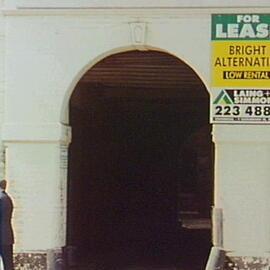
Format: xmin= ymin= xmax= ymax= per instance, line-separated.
xmin=1 ymin=1 xmax=270 ymax=269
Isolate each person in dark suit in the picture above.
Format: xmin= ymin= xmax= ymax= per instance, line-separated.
xmin=0 ymin=180 xmax=14 ymax=270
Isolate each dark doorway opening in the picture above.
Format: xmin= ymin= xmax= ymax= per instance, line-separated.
xmin=67 ymin=51 xmax=213 ymax=270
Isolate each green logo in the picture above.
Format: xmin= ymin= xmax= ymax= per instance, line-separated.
xmin=214 ymin=90 xmax=234 ymax=104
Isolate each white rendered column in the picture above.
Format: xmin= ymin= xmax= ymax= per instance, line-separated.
xmin=2 ymin=123 xmax=71 ymax=269
xmin=213 ymin=125 xmax=270 ymax=257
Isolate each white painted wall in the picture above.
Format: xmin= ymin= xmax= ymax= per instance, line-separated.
xmin=2 ymin=10 xmax=211 ymax=253
xmin=0 ymin=7 xmax=5 ymax=179
xmin=5 ymin=0 xmax=270 ymax=9
xmin=1 ymin=1 xmax=270 ymax=260
xmin=3 ymin=11 xmax=211 ymax=127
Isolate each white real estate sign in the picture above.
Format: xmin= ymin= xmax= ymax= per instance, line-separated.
xmin=211 ymin=14 xmax=270 ymax=124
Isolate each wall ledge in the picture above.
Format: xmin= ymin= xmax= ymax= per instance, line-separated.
xmin=7 ymin=0 xmax=270 ymax=9
xmin=1 ymin=123 xmax=71 ymax=143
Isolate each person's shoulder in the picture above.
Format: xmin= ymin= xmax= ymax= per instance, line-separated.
xmin=0 ymin=191 xmax=7 ymax=200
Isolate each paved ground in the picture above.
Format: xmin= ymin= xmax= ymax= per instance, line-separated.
xmin=70 ymin=262 xmax=199 ymax=270
xmin=72 ymin=267 xmax=181 ymax=270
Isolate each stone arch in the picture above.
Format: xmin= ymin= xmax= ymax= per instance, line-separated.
xmin=60 ymin=45 xmax=210 ymax=124
xmin=65 ymin=49 xmax=213 ymax=269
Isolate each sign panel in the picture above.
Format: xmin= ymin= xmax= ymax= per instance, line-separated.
xmin=212 ymin=89 xmax=270 ymax=123
xmin=212 ymin=41 xmax=270 ymax=88
xmin=211 ymin=14 xmax=270 ymax=124
xmin=211 ymin=14 xmax=270 ymax=88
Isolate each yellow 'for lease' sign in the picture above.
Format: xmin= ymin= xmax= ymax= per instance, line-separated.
xmin=211 ymin=14 xmax=270 ymax=88
xmin=212 ymin=41 xmax=270 ymax=87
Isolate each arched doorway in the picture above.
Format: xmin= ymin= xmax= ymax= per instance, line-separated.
xmin=66 ymin=51 xmax=213 ymax=270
